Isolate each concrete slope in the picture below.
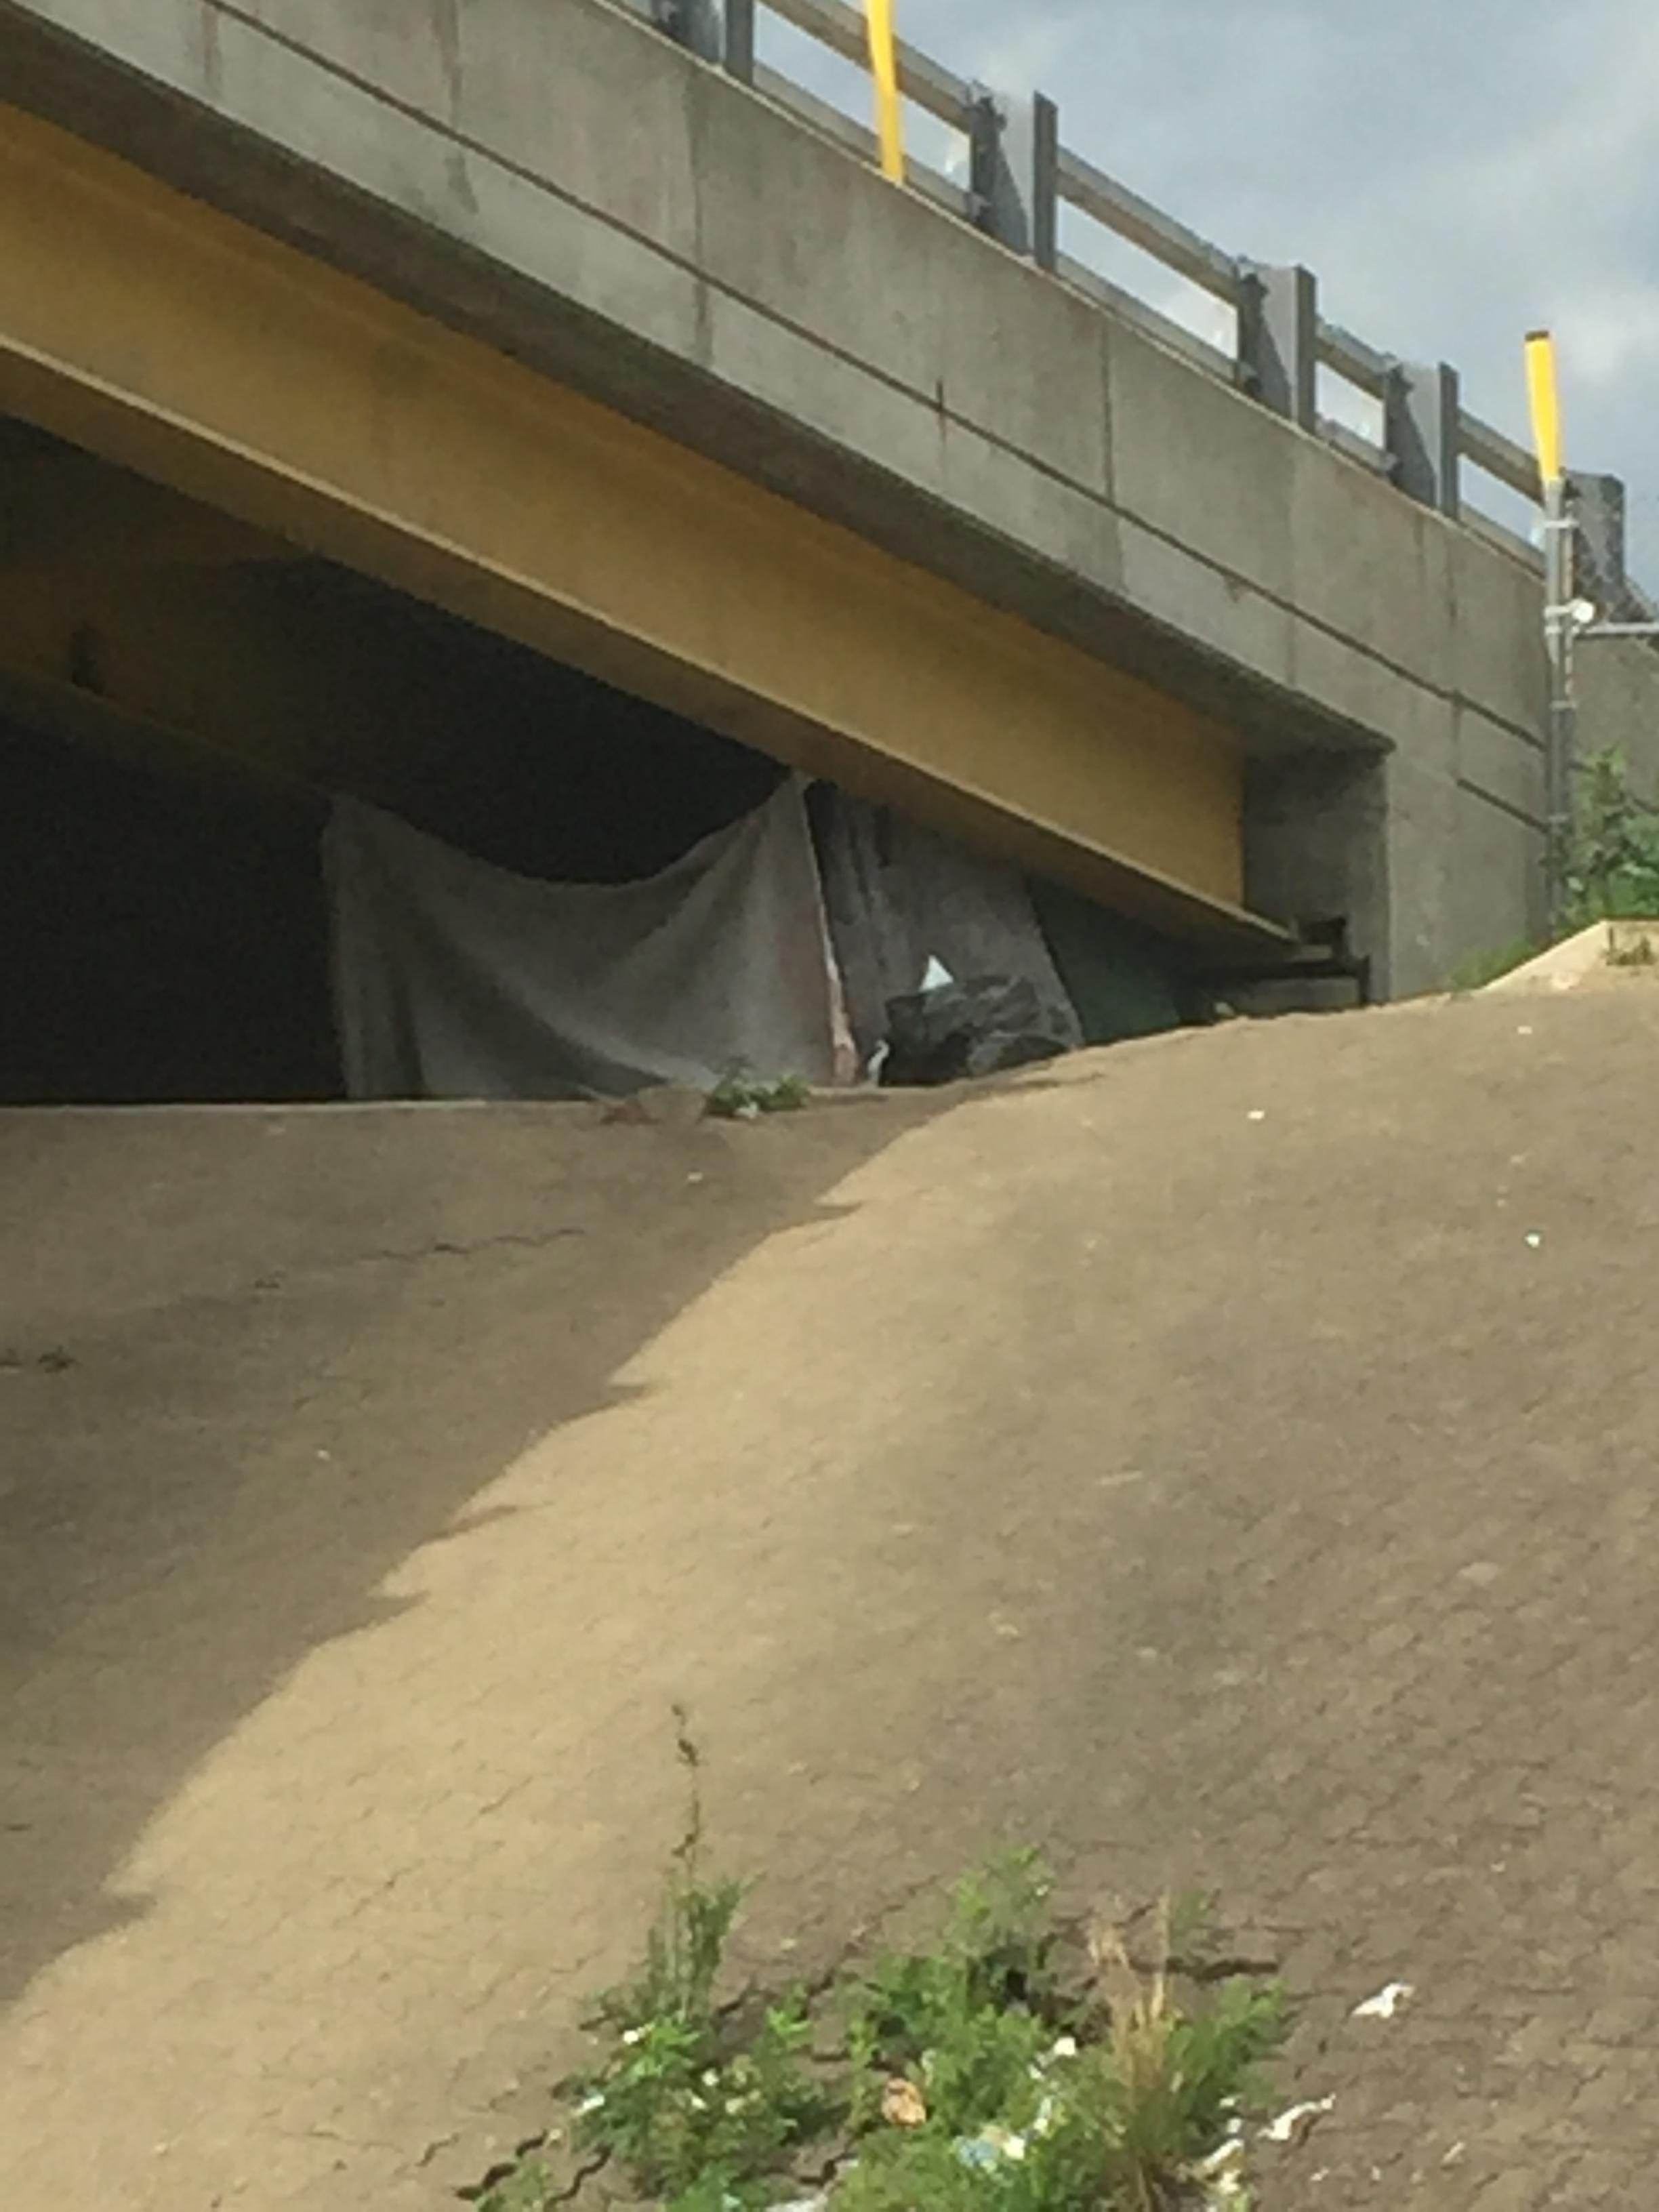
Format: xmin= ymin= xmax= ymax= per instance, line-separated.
xmin=3 ymin=992 xmax=1658 ymax=2209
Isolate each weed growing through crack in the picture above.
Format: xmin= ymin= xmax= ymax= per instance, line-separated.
xmin=548 ymin=1713 xmax=832 ymax=2209
xmin=835 ymin=1882 xmax=1285 ymax=2212
xmin=471 ymin=1735 xmax=1287 ymax=2211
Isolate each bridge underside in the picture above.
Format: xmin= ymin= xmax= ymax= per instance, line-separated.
xmin=0 ymin=103 xmax=1287 ymax=965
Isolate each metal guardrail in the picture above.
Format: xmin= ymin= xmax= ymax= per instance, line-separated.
xmin=630 ymin=0 xmax=1550 ymax=541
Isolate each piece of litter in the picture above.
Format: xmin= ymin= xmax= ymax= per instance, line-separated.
xmin=922 ymin=956 xmax=955 ymax=992
xmin=1351 ymin=1981 xmax=1413 ymax=2020
xmin=955 ymin=2125 xmax=1027 ymax=2171
xmin=687 ymin=1172 xmax=705 ymax=1184
xmin=1247 ymin=1109 xmax=1267 ymax=1122
xmin=1195 ymin=2135 xmax=1248 ymax=2175
xmin=1517 ymin=1024 xmax=1534 ymax=1036
xmin=1441 ymin=2141 xmax=1467 ymax=2168
xmin=1261 ymin=2095 xmax=1334 ymax=2144
xmin=882 ymin=2078 xmax=927 ymax=2129
xmin=1524 ymin=1231 xmax=1543 ymax=1248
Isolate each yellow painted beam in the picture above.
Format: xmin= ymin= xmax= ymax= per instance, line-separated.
xmin=0 ymin=102 xmax=1274 ymax=949
xmin=0 ymin=449 xmax=299 ymax=574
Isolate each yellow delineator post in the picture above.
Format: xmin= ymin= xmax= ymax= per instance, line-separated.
xmin=1525 ymin=329 xmax=1563 ymax=487
xmin=865 ymin=0 xmax=905 ymax=182
xmin=1526 ymin=329 xmax=1574 ymax=933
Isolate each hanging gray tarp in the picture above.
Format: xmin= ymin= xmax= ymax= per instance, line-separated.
xmin=325 ymin=783 xmax=854 ymax=1101
xmin=810 ymin=790 xmax=1082 ymax=1070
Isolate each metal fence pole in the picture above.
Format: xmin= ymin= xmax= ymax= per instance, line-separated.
xmin=649 ymin=0 xmax=722 ymax=63
xmin=722 ymin=0 xmax=755 ymax=80
xmin=1386 ymin=361 xmax=1460 ymax=517
xmin=1542 ymin=476 xmax=1578 ymax=936
xmin=968 ymin=89 xmax=1058 ymax=269
xmin=1237 ymin=264 xmax=1317 ymax=430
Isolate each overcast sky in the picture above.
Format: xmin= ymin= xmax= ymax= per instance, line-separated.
xmin=760 ymin=0 xmax=1659 ymax=571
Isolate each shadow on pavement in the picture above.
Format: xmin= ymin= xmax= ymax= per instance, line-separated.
xmin=0 ymin=1093 xmax=936 ymax=2012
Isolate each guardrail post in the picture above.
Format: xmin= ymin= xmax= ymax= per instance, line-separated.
xmin=968 ymin=89 xmax=1059 ymax=270
xmin=1386 ymin=361 xmax=1460 ymax=516
xmin=649 ymin=0 xmax=722 ymax=63
xmin=1238 ymin=264 xmax=1317 ymax=430
xmin=722 ymin=0 xmax=755 ymax=81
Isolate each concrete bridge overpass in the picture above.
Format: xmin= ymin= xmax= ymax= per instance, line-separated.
xmin=1 ymin=0 xmax=1657 ymax=1059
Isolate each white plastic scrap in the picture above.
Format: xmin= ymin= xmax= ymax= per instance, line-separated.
xmin=1261 ymin=2095 xmax=1335 ymax=2144
xmin=955 ymin=2125 xmax=1029 ymax=2171
xmin=1351 ymin=1980 xmax=1414 ymax=2020
xmin=1192 ymin=2137 xmax=1250 ymax=2209
xmin=1194 ymin=2129 xmax=1248 ymax=2174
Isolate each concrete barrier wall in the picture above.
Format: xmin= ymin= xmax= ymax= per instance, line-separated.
xmin=7 ymin=0 xmax=1659 ymax=987
xmin=1578 ymin=641 xmax=1659 ymax=801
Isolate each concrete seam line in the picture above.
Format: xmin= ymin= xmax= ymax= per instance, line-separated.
xmin=1456 ymin=714 xmax=1547 ymax=758
xmin=1454 ymin=776 xmax=1547 ymax=834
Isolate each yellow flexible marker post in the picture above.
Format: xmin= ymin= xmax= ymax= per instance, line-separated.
xmin=865 ymin=0 xmax=905 ymax=183
xmin=1525 ymin=329 xmax=1563 ymax=488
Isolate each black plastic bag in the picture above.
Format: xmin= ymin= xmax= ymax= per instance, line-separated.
xmin=881 ymin=974 xmax=1074 ymax=1088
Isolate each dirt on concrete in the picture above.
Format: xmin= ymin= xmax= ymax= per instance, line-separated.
xmin=4 ymin=987 xmax=1659 ymax=2210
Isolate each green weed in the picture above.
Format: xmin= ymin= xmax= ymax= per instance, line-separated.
xmin=472 ymin=1767 xmax=1287 ymax=2212
xmin=1448 ymin=750 xmax=1659 ymax=994
xmin=557 ymin=1714 xmax=833 ymax=2208
xmin=705 ymin=1068 xmax=812 ymax=1120
xmin=1563 ymin=749 xmax=1659 ymax=928
xmin=836 ymin=1891 xmax=1284 ymax=2212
